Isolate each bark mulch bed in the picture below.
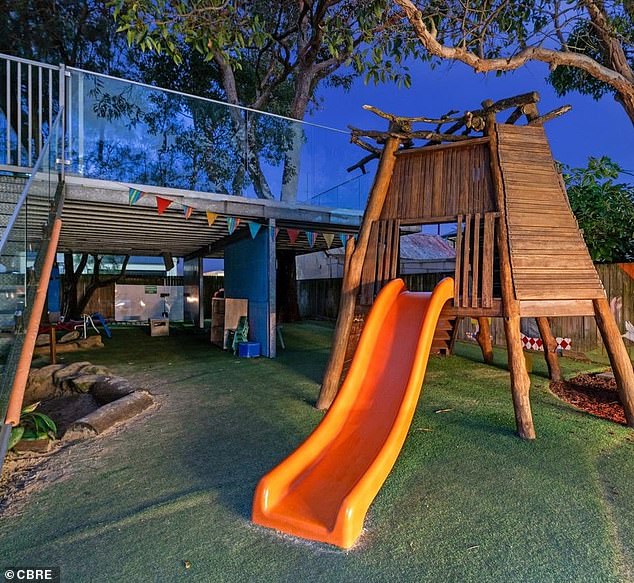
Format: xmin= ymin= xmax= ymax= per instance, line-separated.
xmin=550 ymin=372 xmax=626 ymax=425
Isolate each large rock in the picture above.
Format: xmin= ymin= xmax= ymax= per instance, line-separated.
xmin=78 ymin=335 xmax=104 ymax=350
xmin=64 ymin=391 xmax=154 ymax=440
xmin=35 ymin=333 xmax=50 ymax=347
xmin=90 ymin=376 xmax=136 ymax=405
xmin=33 ymin=334 xmax=105 ymax=356
xmin=24 ymin=364 xmax=65 ymax=404
xmin=59 ymin=330 xmax=80 ymax=344
xmin=78 ymin=364 xmax=111 ymax=377
xmin=53 ymin=362 xmax=93 ymax=386
xmin=68 ymin=374 xmax=109 ymax=394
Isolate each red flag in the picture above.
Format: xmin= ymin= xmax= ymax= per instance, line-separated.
xmin=287 ymin=228 xmax=300 ymax=245
xmin=156 ymin=196 xmax=173 ymax=215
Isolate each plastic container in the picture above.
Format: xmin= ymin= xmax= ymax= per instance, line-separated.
xmin=238 ymin=341 xmax=261 ymax=358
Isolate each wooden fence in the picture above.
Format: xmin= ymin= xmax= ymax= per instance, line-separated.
xmin=299 ymin=263 xmax=634 ymax=356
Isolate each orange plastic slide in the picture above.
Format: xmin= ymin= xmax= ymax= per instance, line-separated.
xmin=252 ymin=277 xmax=454 ymax=548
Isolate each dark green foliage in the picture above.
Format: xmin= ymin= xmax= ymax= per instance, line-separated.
xmin=9 ymin=402 xmax=57 ymax=449
xmin=564 ymin=156 xmax=634 ymax=262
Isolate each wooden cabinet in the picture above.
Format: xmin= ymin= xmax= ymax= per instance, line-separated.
xmin=211 ymin=298 xmax=248 ymax=349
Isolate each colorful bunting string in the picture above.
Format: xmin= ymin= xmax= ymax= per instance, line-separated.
xmin=125 ymin=190 xmax=353 ymax=251
xmin=156 ymin=196 xmax=173 ymax=215
xmin=287 ymin=228 xmax=300 ymax=245
xmin=305 ymin=231 xmax=316 ymax=248
xmin=248 ymin=222 xmax=262 ymax=239
xmin=128 ymin=187 xmax=144 ymax=205
xmin=323 ymin=233 xmax=335 ymax=249
xmin=227 ymin=216 xmax=240 ymax=235
xmin=206 ymin=211 xmax=218 ymax=227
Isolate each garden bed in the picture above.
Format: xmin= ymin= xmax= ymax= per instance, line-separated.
xmin=550 ymin=372 xmax=626 ymax=425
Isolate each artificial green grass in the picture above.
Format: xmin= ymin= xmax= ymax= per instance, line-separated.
xmin=1 ymin=323 xmax=633 ymax=582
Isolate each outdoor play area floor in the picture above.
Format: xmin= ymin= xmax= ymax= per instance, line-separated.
xmin=1 ymin=323 xmax=633 ymax=582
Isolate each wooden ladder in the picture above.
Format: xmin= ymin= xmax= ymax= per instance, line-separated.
xmin=431 ymin=310 xmax=458 ymax=355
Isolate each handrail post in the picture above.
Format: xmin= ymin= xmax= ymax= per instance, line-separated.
xmin=58 ymin=63 xmax=66 ymax=181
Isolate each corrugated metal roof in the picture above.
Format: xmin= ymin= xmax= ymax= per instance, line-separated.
xmin=328 ymin=233 xmax=455 ymax=261
xmin=399 ymin=233 xmax=456 ymax=260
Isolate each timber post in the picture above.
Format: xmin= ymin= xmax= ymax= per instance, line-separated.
xmin=535 ymin=317 xmax=561 ymax=382
xmin=483 ymin=100 xmax=536 ymax=440
xmin=475 ymin=317 xmax=494 ymax=364
xmin=316 ymin=131 xmax=402 ymax=409
xmin=593 ymin=297 xmax=634 ymax=426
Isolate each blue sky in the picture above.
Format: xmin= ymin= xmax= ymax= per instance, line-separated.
xmin=310 ymin=60 xmax=634 ymax=176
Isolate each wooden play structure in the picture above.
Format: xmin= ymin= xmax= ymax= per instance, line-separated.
xmin=316 ymin=92 xmax=634 ymax=438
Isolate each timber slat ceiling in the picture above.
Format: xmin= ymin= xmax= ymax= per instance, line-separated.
xmin=496 ymin=124 xmax=604 ymax=301
xmin=14 ymin=176 xmax=356 ymax=257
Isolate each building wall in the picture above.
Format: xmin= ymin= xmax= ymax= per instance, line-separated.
xmin=224 ymin=230 xmax=273 ymax=357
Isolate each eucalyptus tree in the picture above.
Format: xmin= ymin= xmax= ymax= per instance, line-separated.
xmin=111 ymin=0 xmax=421 ymax=201
xmin=394 ymin=0 xmax=634 ymax=125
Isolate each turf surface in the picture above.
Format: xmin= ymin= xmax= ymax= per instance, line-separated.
xmin=1 ymin=323 xmax=633 ymax=582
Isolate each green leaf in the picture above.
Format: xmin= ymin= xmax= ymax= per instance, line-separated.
xmin=8 ymin=426 xmax=24 ymax=450
xmin=21 ymin=402 xmax=39 ymax=414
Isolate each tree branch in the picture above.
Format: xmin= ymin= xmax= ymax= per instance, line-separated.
xmin=394 ymin=0 xmax=634 ymax=119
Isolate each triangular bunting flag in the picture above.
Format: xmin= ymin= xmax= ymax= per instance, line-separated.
xmin=339 ymin=233 xmax=348 ymax=247
xmin=305 ymin=231 xmax=316 ymax=248
xmin=206 ymin=211 xmax=218 ymax=227
xmin=248 ymin=222 xmax=262 ymax=239
xmin=323 ymin=233 xmax=335 ymax=249
xmin=128 ymin=187 xmax=144 ymax=205
xmin=183 ymin=205 xmax=193 ymax=220
xmin=156 ymin=196 xmax=173 ymax=215
xmin=287 ymin=228 xmax=300 ymax=245
xmin=227 ymin=217 xmax=240 ymax=235
xmin=275 ymin=227 xmax=280 ymax=240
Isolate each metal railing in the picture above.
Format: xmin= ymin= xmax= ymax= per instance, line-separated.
xmin=0 ymin=53 xmax=369 ymax=210
xmin=1 ymin=54 xmax=61 ymax=168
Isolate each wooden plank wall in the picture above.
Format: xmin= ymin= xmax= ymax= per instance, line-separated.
xmin=382 ymin=139 xmax=496 ymax=221
xmin=456 ymin=263 xmax=634 ymax=354
xmin=453 ymin=212 xmax=496 ymax=309
xmin=496 ymin=124 xmax=604 ymax=302
xmin=359 ymin=219 xmax=400 ymax=306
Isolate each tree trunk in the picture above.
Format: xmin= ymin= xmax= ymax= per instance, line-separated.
xmin=62 ymin=252 xmax=88 ymax=320
xmin=280 ymin=123 xmax=304 ymax=203
xmin=281 ymin=74 xmax=312 ymax=203
xmin=276 ymin=250 xmax=300 ymax=323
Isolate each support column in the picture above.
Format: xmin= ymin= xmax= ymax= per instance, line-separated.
xmin=268 ymin=218 xmax=277 ymax=358
xmin=536 ymin=317 xmax=561 ymax=381
xmin=593 ymin=297 xmax=634 ymax=426
xmin=476 ymin=317 xmax=494 ymax=364
xmin=484 ymin=102 xmax=535 ymax=439
xmin=316 ymin=133 xmax=401 ymax=410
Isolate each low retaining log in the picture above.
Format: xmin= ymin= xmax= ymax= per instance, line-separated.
xmin=64 ymin=391 xmax=154 ymax=440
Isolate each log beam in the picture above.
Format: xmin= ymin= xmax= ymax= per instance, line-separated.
xmin=593 ymin=297 xmax=634 ymax=426
xmin=484 ymin=100 xmax=536 ymax=440
xmin=536 ymin=317 xmax=562 ymax=382
xmin=316 ymin=133 xmax=401 ymax=410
